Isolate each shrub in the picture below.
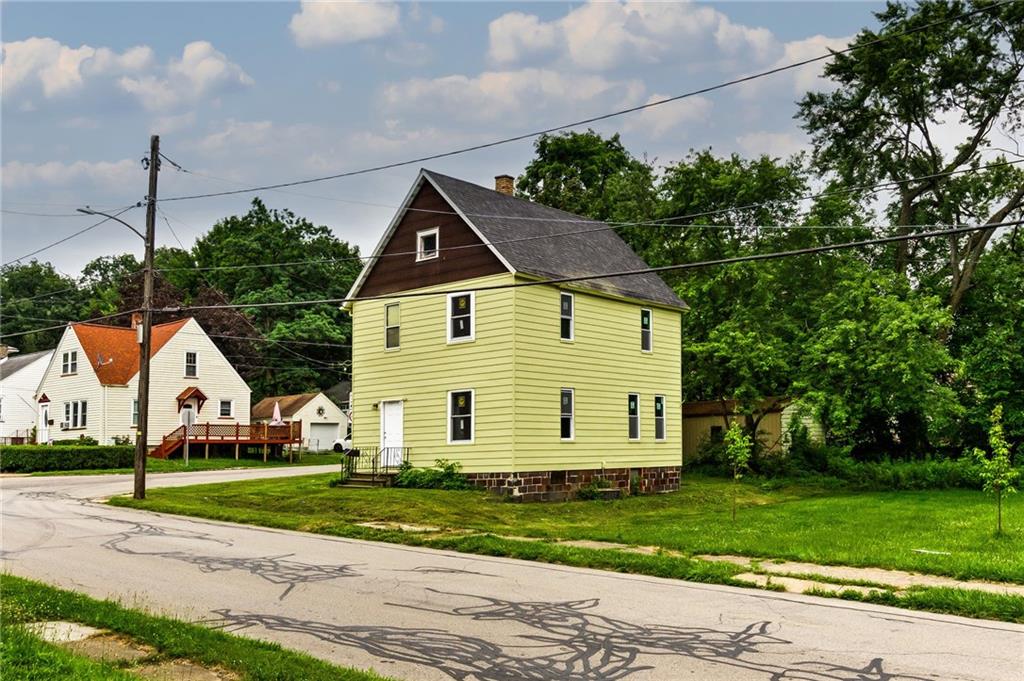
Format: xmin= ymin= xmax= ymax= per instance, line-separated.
xmin=394 ymin=459 xmax=471 ymax=490
xmin=0 ymin=445 xmax=134 ymax=473
xmin=49 ymin=435 xmax=100 ymax=446
xmin=576 ymin=477 xmax=613 ymax=500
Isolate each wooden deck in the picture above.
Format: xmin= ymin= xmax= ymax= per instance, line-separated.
xmin=150 ymin=421 xmax=302 ymax=460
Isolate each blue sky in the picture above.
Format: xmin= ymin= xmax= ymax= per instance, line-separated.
xmin=2 ymin=1 xmax=885 ymax=275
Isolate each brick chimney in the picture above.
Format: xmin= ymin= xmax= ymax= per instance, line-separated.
xmin=494 ymin=174 xmax=514 ymax=196
xmin=131 ymin=312 xmax=143 ymax=329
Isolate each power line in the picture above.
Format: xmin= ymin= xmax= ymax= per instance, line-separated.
xmin=1 ymin=205 xmax=140 ymax=268
xmin=157 ymin=219 xmax=1024 ymax=313
xmin=1 ymin=209 xmax=86 ymax=218
xmin=0 ymin=309 xmax=141 ymax=341
xmin=153 ymin=156 xmax=1024 ymax=274
xmin=158 ymin=1 xmax=1015 ymax=204
xmin=1 ymin=286 xmax=81 ymax=306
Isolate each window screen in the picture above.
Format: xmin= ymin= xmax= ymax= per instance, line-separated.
xmin=560 ymin=389 xmax=574 ymax=439
xmin=640 ymin=309 xmax=652 ymax=351
xmin=628 ymin=393 xmax=640 ymax=440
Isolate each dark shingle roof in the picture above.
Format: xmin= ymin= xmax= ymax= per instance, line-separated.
xmin=425 ymin=170 xmax=687 ymax=309
xmin=252 ymin=393 xmax=320 ymax=420
xmin=0 ymin=350 xmax=53 ymax=381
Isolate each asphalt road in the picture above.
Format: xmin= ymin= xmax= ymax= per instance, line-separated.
xmin=2 ymin=468 xmax=1022 ymax=681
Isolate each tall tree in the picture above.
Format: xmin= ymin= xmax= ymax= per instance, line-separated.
xmin=0 ymin=262 xmax=83 ymax=352
xmin=798 ymin=0 xmax=1024 ymax=314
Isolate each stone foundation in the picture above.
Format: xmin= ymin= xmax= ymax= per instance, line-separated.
xmin=465 ymin=465 xmax=680 ymax=501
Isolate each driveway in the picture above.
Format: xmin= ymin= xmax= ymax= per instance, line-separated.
xmin=3 ymin=468 xmax=1022 ymax=680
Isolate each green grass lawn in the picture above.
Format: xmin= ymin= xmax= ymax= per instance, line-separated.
xmin=33 ymin=452 xmax=341 ymax=476
xmin=0 ymin=575 xmax=391 ymax=680
xmin=111 ymin=473 xmax=1024 ymax=584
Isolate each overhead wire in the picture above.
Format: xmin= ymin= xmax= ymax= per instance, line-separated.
xmin=157 ymin=0 xmax=1017 ymax=204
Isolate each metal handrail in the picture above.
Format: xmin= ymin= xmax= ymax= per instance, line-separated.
xmin=342 ymin=446 xmax=410 ymax=481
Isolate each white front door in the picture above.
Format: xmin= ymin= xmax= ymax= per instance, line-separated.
xmin=180 ymin=403 xmax=196 ymax=428
xmin=379 ymin=401 xmax=404 ymax=466
xmin=38 ymin=404 xmax=50 ymax=443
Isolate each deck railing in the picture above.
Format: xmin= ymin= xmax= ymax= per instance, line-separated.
xmin=342 ymin=446 xmax=410 ymax=480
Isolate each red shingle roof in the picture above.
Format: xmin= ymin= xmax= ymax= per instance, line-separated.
xmin=71 ymin=319 xmax=190 ymax=386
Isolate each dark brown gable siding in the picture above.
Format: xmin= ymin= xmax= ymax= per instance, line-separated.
xmin=359 ymin=180 xmax=508 ymax=297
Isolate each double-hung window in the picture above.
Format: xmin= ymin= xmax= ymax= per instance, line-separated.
xmin=640 ymin=309 xmax=653 ymax=352
xmin=560 ymin=292 xmax=574 ymax=340
xmin=64 ymin=400 xmax=87 ymax=429
xmin=62 ymin=351 xmax=78 ymax=375
xmin=131 ymin=399 xmax=139 ymax=427
xmin=447 ymin=292 xmax=474 ymax=342
xmin=560 ymin=389 xmax=574 ymax=440
xmin=219 ymin=400 xmax=234 ymax=418
xmin=184 ymin=351 xmax=198 ymax=378
xmin=448 ymin=390 xmax=474 ymax=443
xmin=385 ymin=303 xmax=400 ymax=349
xmin=627 ymin=393 xmax=640 ymax=440
xmin=654 ymin=395 xmax=666 ymax=441
xmin=416 ymin=227 xmax=439 ymax=261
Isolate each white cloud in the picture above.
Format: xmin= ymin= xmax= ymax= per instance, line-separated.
xmin=1 ymin=158 xmax=138 ymax=190
xmin=624 ymin=94 xmax=713 ymax=138
xmin=488 ymin=12 xmax=558 ymax=64
xmin=735 ymin=131 xmax=808 ymax=158
xmin=151 ymin=111 xmax=197 ymax=134
xmin=381 ymin=68 xmax=644 ymax=125
xmin=738 ymin=34 xmax=851 ymax=99
xmin=118 ymin=41 xmax=252 ymax=111
xmin=1 ymin=37 xmax=153 ymax=97
xmin=289 ymin=1 xmax=401 ymax=48
xmin=383 ymin=41 xmax=432 ymax=67
xmin=487 ymin=1 xmax=782 ymax=71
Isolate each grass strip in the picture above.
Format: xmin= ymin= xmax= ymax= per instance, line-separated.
xmin=808 ymin=586 xmax=1024 ymax=623
xmin=0 ymin=623 xmax=136 ymax=681
xmin=0 ymin=575 xmax=392 ymax=681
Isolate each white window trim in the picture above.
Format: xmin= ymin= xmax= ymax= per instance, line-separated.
xmin=219 ymin=399 xmax=235 ymax=418
xmin=446 ymin=291 xmax=476 ymax=344
xmin=184 ymin=350 xmax=198 ymax=378
xmin=654 ymin=395 xmax=666 ymax=441
xmin=131 ymin=399 xmax=139 ymax=427
xmin=384 ymin=302 xmax=401 ymax=351
xmin=560 ymin=388 xmax=575 ymax=441
xmin=446 ymin=388 xmax=475 ymax=445
xmin=641 ymin=308 xmax=653 ymax=353
xmin=416 ymin=227 xmax=440 ymax=262
xmin=628 ymin=392 xmax=641 ymax=441
xmin=560 ymin=292 xmax=574 ymax=342
xmin=62 ymin=350 xmax=78 ymax=375
xmin=63 ymin=399 xmax=87 ymax=429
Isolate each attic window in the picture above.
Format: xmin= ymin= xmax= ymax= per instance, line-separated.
xmin=416 ymin=228 xmax=439 ymax=262
xmin=62 ymin=351 xmax=77 ymax=375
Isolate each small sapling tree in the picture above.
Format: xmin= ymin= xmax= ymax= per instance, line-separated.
xmin=725 ymin=422 xmax=753 ymax=522
xmin=972 ymin=405 xmax=1019 ymax=535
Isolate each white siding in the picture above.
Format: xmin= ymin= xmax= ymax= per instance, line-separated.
xmin=35 ymin=330 xmax=106 ymax=442
xmin=0 ymin=351 xmax=53 ymax=438
xmin=253 ymin=393 xmax=348 ymax=448
xmin=123 ymin=319 xmax=251 ymax=446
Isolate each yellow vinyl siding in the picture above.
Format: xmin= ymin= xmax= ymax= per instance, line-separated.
xmin=513 ymin=281 xmax=682 ymax=472
xmin=351 ymin=274 xmax=516 ymax=472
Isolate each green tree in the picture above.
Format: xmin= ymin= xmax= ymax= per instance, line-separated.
xmin=972 ymin=405 xmax=1020 ymax=534
xmin=798 ymin=0 xmax=1024 ymax=312
xmin=724 ymin=422 xmax=753 ymax=521
xmin=0 ymin=261 xmax=83 ymax=351
xmin=797 ymin=262 xmax=960 ymax=456
xmin=516 ymin=130 xmax=656 ymax=222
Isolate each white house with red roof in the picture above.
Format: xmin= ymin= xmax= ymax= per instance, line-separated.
xmin=35 ymin=316 xmax=251 ymax=446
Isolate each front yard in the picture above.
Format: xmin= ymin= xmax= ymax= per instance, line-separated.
xmin=111 ymin=473 xmax=1024 ymax=584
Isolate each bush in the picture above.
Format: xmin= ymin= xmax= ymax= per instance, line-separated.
xmin=576 ymin=477 xmax=613 ymax=500
xmin=394 ymin=459 xmax=471 ymax=490
xmin=0 ymin=445 xmax=135 ymax=473
xmin=49 ymin=435 xmax=100 ymax=446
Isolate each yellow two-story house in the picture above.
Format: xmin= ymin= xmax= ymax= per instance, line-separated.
xmin=344 ymin=169 xmax=687 ymax=500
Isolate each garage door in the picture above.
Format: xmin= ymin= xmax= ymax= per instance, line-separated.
xmin=308 ymin=423 xmax=339 ymax=451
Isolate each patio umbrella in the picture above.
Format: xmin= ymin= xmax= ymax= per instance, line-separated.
xmin=270 ymin=401 xmax=285 ymax=425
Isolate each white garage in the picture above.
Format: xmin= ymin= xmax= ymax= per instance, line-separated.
xmin=251 ymin=392 xmax=349 ymax=451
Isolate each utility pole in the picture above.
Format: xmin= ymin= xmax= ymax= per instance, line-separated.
xmin=135 ymin=135 xmax=160 ymax=499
